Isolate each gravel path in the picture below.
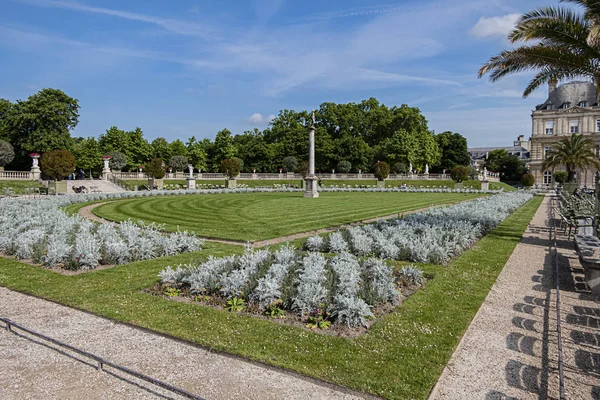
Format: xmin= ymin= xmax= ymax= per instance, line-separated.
xmin=0 ymin=288 xmax=369 ymax=400
xmin=430 ymin=195 xmax=600 ymax=399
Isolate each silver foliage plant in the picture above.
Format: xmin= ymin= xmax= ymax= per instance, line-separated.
xmin=305 ymin=192 xmax=532 ymax=264
xmin=0 ymin=196 xmax=204 ymax=271
xmin=157 ymin=245 xmax=422 ymax=328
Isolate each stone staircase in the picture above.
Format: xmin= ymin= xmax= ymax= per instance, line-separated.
xmin=68 ymin=179 xmax=126 ymax=194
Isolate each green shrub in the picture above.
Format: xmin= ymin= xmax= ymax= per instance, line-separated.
xmin=337 ymin=160 xmax=352 ymax=173
xmin=296 ymin=160 xmax=309 ymax=178
xmin=169 ymin=155 xmax=188 ymax=172
xmin=220 ymin=158 xmax=241 ymax=179
xmin=145 ymin=158 xmax=166 ymax=179
xmin=520 ymin=173 xmax=535 ymax=187
xmin=41 ymin=150 xmax=76 ymax=181
xmin=450 ymin=166 xmax=469 ymax=183
xmin=392 ymin=162 xmax=407 ymax=174
xmin=554 ymin=171 xmax=568 ymax=185
xmin=374 ymin=161 xmax=390 ymax=181
xmin=282 ymin=156 xmax=298 ymax=173
xmin=0 ymin=140 xmax=15 ymax=168
xmin=106 ymin=151 xmax=126 ymax=171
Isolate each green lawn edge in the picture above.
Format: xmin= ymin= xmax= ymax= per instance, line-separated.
xmin=0 ymin=195 xmax=541 ymax=399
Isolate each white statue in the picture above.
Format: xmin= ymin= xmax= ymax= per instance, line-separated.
xmin=188 ymin=164 xmax=194 ymax=178
xmin=425 ymin=163 xmax=429 ymax=174
xmin=409 ymin=162 xmax=413 ymax=174
xmin=483 ymin=167 xmax=488 ymax=180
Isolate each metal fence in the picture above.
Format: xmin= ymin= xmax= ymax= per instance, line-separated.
xmin=0 ymin=317 xmax=205 ymax=400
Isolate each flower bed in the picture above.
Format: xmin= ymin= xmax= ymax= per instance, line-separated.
xmin=0 ymin=198 xmax=203 ymax=270
xmin=157 ymin=245 xmax=424 ymax=331
xmin=304 ymin=192 xmax=533 ymax=264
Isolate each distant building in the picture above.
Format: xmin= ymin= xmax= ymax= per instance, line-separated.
xmin=530 ymin=80 xmax=600 ymax=188
xmin=468 ymin=135 xmax=530 ymax=171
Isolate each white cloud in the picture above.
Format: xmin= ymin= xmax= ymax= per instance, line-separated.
xmin=247 ymin=113 xmax=275 ymax=125
xmin=470 ymin=13 xmax=520 ymax=39
xmin=18 ymin=0 xmax=213 ymax=38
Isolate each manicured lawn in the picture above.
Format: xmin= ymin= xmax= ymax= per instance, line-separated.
xmin=0 ymin=180 xmax=45 ymax=194
xmin=92 ymin=191 xmax=484 ymax=241
xmin=0 ymin=195 xmax=542 ymax=399
xmin=121 ymin=178 xmax=516 ymax=192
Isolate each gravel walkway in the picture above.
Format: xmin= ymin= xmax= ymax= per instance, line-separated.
xmin=0 ymin=288 xmax=369 ymax=400
xmin=430 ymin=194 xmax=600 ymax=399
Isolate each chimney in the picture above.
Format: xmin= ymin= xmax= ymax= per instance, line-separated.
xmin=548 ymin=78 xmax=558 ymax=95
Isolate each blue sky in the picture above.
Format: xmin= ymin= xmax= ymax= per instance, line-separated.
xmin=1 ymin=0 xmax=559 ymax=147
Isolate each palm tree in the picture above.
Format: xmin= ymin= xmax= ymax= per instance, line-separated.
xmin=543 ymin=133 xmax=600 ymax=181
xmin=478 ymin=0 xmax=600 ymax=101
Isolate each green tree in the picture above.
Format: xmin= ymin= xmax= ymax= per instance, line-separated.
xmin=220 ymin=157 xmax=241 ymax=179
xmin=126 ymin=127 xmax=152 ymax=167
xmin=169 ymin=139 xmax=188 ymax=157
xmin=72 ymin=137 xmax=102 ymax=172
xmin=212 ymin=129 xmax=236 ymax=171
xmin=478 ymin=1 xmax=600 ymax=101
xmin=186 ymin=136 xmax=208 ymax=171
xmin=41 ymin=149 xmax=76 ymax=181
xmin=337 ymin=160 xmax=352 ymax=173
xmin=106 ymin=151 xmax=127 ymax=171
xmin=151 ymin=137 xmax=172 ymax=161
xmin=521 ymin=173 xmax=535 ymax=187
xmin=0 ymin=89 xmax=79 ymax=168
xmin=169 ymin=155 xmax=188 ymax=172
xmin=99 ymin=126 xmax=129 ymax=153
xmin=484 ymin=149 xmax=526 ymax=181
xmin=435 ymin=131 xmax=470 ymax=172
xmin=374 ymin=161 xmax=390 ymax=181
xmin=379 ymin=129 xmax=419 ymax=167
xmin=543 ymin=133 xmax=600 ymax=182
xmin=450 ymin=166 xmax=469 ymax=183
xmin=554 ymin=171 xmax=568 ymax=184
xmin=282 ymin=156 xmax=298 ymax=172
xmin=145 ymin=158 xmax=166 ymax=179
xmin=232 ymin=130 xmax=274 ymax=172
xmin=0 ymin=139 xmax=15 ymax=168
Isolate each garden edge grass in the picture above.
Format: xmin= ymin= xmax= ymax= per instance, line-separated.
xmin=0 ymin=195 xmax=542 ymax=400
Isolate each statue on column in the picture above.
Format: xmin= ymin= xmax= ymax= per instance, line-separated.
xmin=425 ymin=163 xmax=429 ymax=174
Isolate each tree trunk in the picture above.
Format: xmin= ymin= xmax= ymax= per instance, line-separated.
xmin=567 ymin=168 xmax=576 ymax=183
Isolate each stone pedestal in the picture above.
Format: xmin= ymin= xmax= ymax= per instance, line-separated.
xmin=481 ymin=180 xmax=489 ymax=191
xmin=30 ymin=154 xmax=41 ymax=180
xmin=148 ymin=178 xmax=163 ymax=190
xmin=49 ymin=180 xmax=67 ymax=195
xmin=187 ymin=178 xmax=196 ymax=190
xmin=225 ymin=179 xmax=237 ymax=189
xmin=376 ymin=180 xmax=385 ymax=188
xmin=304 ymin=176 xmax=319 ymax=198
xmin=454 ymin=182 xmax=464 ymax=190
xmin=102 ymin=157 xmax=111 ymax=180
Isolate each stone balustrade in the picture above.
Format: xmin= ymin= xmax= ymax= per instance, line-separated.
xmin=0 ymin=170 xmax=33 ymax=180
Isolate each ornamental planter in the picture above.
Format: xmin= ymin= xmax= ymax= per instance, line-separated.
xmin=454 ymin=182 xmax=464 ymax=189
xmin=376 ymin=180 xmax=385 ymax=188
xmin=225 ymin=179 xmax=237 ymax=189
xmin=49 ymin=180 xmax=67 ymax=195
xmin=563 ymin=182 xmax=579 ymax=194
xmin=148 ymin=178 xmax=164 ymax=190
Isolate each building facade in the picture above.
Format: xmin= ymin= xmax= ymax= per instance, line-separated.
xmin=468 ymin=136 xmax=530 ymax=172
xmin=530 ymin=81 xmax=600 ymax=188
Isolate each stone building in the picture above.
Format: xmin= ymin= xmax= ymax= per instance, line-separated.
xmin=468 ymin=136 xmax=530 ymax=171
xmin=530 ymin=80 xmax=600 ymax=188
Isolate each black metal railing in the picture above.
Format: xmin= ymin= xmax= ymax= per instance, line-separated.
xmin=108 ymin=174 xmax=131 ymax=191
xmin=550 ymin=197 xmax=566 ymax=400
xmin=0 ymin=317 xmax=204 ymax=400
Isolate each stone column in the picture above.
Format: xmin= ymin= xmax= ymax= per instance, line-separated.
xmin=101 ymin=155 xmax=111 ymax=180
xmin=304 ymin=111 xmax=319 ymax=198
xmin=30 ymin=153 xmax=41 ymax=180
